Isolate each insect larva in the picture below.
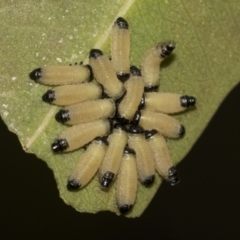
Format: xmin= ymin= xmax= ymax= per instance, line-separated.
xmin=67 ymin=137 xmax=108 ymax=190
xmin=117 ymin=147 xmax=137 ymax=214
xmin=132 ymin=110 xmax=185 ymax=138
xmin=42 ymin=82 xmax=102 ymax=106
xmin=99 ymin=123 xmax=128 ymax=188
xmin=128 ymin=125 xmax=155 ymax=186
xmin=145 ymin=130 xmax=179 ymax=186
xmin=141 ymin=41 xmax=175 ymax=92
xmin=111 ymin=17 xmax=130 ymax=81
xmin=51 ymin=119 xmax=111 ymax=153
xmin=89 ymin=49 xmax=125 ymax=100
xmin=55 ymin=99 xmax=116 ymax=125
xmin=116 ymin=66 xmax=144 ymax=124
xmin=29 ymin=65 xmax=93 ymax=85
xmin=144 ymin=93 xmax=196 ymax=113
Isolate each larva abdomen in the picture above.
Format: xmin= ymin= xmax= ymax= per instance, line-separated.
xmin=141 ymin=41 xmax=175 ymax=91
xmin=67 ymin=138 xmax=108 ymax=190
xmin=55 ymin=99 xmax=116 ymax=125
xmin=89 ymin=49 xmax=125 ymax=100
xmin=51 ymin=119 xmax=111 ymax=153
xmin=29 ymin=65 xmax=92 ymax=85
xmin=111 ymin=17 xmax=130 ymax=81
xmin=145 ymin=130 xmax=179 ymax=185
xmin=99 ymin=124 xmax=128 ymax=188
xmin=42 ymin=82 xmax=102 ymax=106
xmin=145 ymin=93 xmax=196 ymax=113
xmin=137 ymin=110 xmax=185 ymax=138
xmin=117 ymin=66 xmax=144 ymax=122
xmin=128 ymin=126 xmax=155 ymax=186
xmin=117 ymin=147 xmax=137 ymax=214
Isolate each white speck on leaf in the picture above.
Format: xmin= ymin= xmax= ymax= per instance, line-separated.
xmin=3 ymin=111 xmax=9 ymax=117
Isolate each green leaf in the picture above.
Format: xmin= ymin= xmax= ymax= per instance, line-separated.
xmin=0 ymin=0 xmax=239 ymax=217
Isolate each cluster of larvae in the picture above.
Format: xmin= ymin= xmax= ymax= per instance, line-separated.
xmin=29 ymin=17 xmax=196 ymax=214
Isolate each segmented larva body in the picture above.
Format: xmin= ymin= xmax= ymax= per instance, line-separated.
xmin=116 ymin=66 xmax=144 ymax=124
xmin=29 ymin=65 xmax=92 ymax=85
xmin=144 ymin=93 xmax=196 ymax=113
xmin=128 ymin=126 xmax=155 ymax=186
xmin=51 ymin=119 xmax=111 ymax=153
xmin=55 ymin=99 xmax=116 ymax=125
xmin=145 ymin=130 xmax=179 ymax=186
xmin=133 ymin=110 xmax=185 ymax=138
xmin=117 ymin=147 xmax=137 ymax=214
xmin=111 ymin=17 xmax=130 ymax=81
xmin=141 ymin=41 xmax=175 ymax=92
xmin=99 ymin=124 xmax=128 ymax=188
xmin=42 ymin=82 xmax=102 ymax=106
xmin=89 ymin=49 xmax=125 ymax=100
xmin=67 ymin=137 xmax=108 ymax=190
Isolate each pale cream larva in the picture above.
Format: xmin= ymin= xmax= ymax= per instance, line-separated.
xmin=42 ymin=82 xmax=102 ymax=106
xmin=116 ymin=66 xmax=144 ymax=124
xmin=89 ymin=49 xmax=125 ymax=100
xmin=144 ymin=92 xmax=196 ymax=113
xmin=67 ymin=137 xmax=108 ymax=190
xmin=99 ymin=123 xmax=128 ymax=188
xmin=29 ymin=64 xmax=93 ymax=85
xmin=51 ymin=119 xmax=111 ymax=153
xmin=111 ymin=17 xmax=130 ymax=81
xmin=145 ymin=130 xmax=179 ymax=186
xmin=132 ymin=110 xmax=185 ymax=139
xmin=55 ymin=98 xmax=116 ymax=125
xmin=128 ymin=125 xmax=155 ymax=186
xmin=117 ymin=147 xmax=137 ymax=214
xmin=141 ymin=41 xmax=175 ymax=92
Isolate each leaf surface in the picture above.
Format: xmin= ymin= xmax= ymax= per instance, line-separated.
xmin=0 ymin=0 xmax=239 ymax=217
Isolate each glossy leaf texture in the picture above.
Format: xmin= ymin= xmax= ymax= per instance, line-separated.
xmin=0 ymin=0 xmax=239 ymax=217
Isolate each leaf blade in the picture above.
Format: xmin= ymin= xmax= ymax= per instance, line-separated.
xmin=0 ymin=0 xmax=239 ymax=217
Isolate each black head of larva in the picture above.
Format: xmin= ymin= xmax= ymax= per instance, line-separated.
xmin=101 ymin=171 xmax=115 ymax=188
xmin=114 ymin=122 xmax=128 ymax=132
xmin=115 ymin=17 xmax=129 ymax=29
xmin=159 ymin=41 xmax=176 ymax=59
xmin=178 ymin=125 xmax=185 ymax=137
xmin=128 ymin=125 xmax=145 ymax=134
xmin=42 ymin=89 xmax=56 ymax=103
xmin=131 ymin=110 xmax=141 ymax=125
xmin=118 ymin=204 xmax=133 ymax=214
xmin=180 ymin=95 xmax=196 ymax=108
xmin=145 ymin=129 xmax=158 ymax=139
xmin=142 ymin=175 xmax=155 ymax=187
xmin=115 ymin=113 xmax=130 ymax=125
xmin=144 ymin=85 xmax=159 ymax=92
xmin=67 ymin=179 xmax=81 ymax=191
xmin=117 ymin=73 xmax=130 ymax=82
xmin=55 ymin=109 xmax=70 ymax=123
xmin=51 ymin=139 xmax=69 ymax=152
xmin=138 ymin=95 xmax=145 ymax=110
xmin=130 ymin=66 xmax=141 ymax=76
xmin=168 ymin=166 xmax=180 ymax=186
xmin=124 ymin=146 xmax=136 ymax=155
xmin=29 ymin=68 xmax=42 ymax=81
xmin=89 ymin=49 xmax=103 ymax=59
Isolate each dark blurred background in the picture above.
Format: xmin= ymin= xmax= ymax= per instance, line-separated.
xmin=0 ymin=83 xmax=239 ymax=240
